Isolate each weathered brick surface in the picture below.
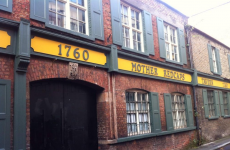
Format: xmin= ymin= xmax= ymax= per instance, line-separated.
xmin=190 ymin=30 xmax=230 ymax=79
xmin=196 ymin=87 xmax=230 ymax=142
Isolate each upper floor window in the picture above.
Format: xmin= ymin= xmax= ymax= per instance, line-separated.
xmin=171 ymin=93 xmax=187 ymax=129
xmin=126 ymin=91 xmax=151 ymax=136
xmin=49 ymin=0 xmax=88 ymax=35
xmin=211 ymin=47 xmax=218 ymax=73
xmin=121 ymin=3 xmax=144 ymax=52
xmin=164 ymin=24 xmax=179 ymax=62
xmin=207 ymin=44 xmax=222 ymax=75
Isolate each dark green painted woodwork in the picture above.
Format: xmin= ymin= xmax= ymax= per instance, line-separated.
xmin=157 ymin=17 xmax=166 ymax=59
xmin=202 ymin=89 xmax=209 ymax=119
xmin=164 ymin=93 xmax=174 ymax=131
xmin=219 ymin=91 xmax=225 ymax=117
xmin=0 ymin=17 xmax=19 ymax=27
xmin=14 ymin=19 xmax=31 ymax=150
xmin=110 ymin=0 xmax=122 ymax=46
xmin=215 ymin=48 xmax=222 ymax=75
xmin=117 ymin=126 xmax=196 ymax=143
xmin=90 ymin=0 xmax=104 ymax=40
xmin=142 ymin=10 xmax=154 ymax=55
xmin=30 ymin=0 xmax=47 ymax=23
xmin=185 ymin=95 xmax=194 ymax=127
xmin=178 ymin=28 xmax=187 ymax=64
xmin=207 ymin=44 xmax=214 ymax=72
xmin=0 ymin=79 xmax=11 ymax=150
xmin=108 ymin=45 xmax=118 ymax=72
xmin=197 ymin=71 xmax=223 ymax=80
xmin=214 ymin=90 xmax=220 ymax=117
xmin=0 ymin=0 xmax=12 ymax=13
xmin=228 ymin=92 xmax=230 ymax=115
xmin=149 ymin=92 xmax=162 ymax=133
xmin=192 ymin=69 xmax=198 ymax=86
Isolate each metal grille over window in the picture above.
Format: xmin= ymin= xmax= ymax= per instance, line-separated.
xmin=171 ymin=94 xmax=187 ymax=129
xmin=223 ymin=92 xmax=229 ymax=115
xmin=164 ymin=24 xmax=179 ymax=62
xmin=49 ymin=0 xmax=87 ymax=34
xmin=207 ymin=91 xmax=215 ymax=117
xmin=126 ymin=91 xmax=151 ymax=136
xmin=121 ymin=3 xmax=144 ymax=52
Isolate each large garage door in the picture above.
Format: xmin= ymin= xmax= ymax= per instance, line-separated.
xmin=30 ymin=80 xmax=98 ymax=150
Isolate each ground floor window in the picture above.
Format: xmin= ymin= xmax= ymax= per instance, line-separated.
xmin=207 ymin=90 xmax=215 ymax=117
xmin=223 ymin=92 xmax=229 ymax=115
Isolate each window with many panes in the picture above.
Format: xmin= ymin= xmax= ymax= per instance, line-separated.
xmin=207 ymin=91 xmax=215 ymax=117
xmin=126 ymin=91 xmax=150 ymax=136
xmin=164 ymin=24 xmax=179 ymax=62
xmin=211 ymin=47 xmax=218 ymax=73
xmin=223 ymin=92 xmax=229 ymax=116
xmin=121 ymin=3 xmax=144 ymax=52
xmin=49 ymin=0 xmax=88 ymax=34
xmin=171 ymin=94 xmax=187 ymax=129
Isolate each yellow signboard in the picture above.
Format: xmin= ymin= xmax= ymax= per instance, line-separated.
xmin=198 ymin=76 xmax=230 ymax=89
xmin=31 ymin=36 xmax=107 ymax=65
xmin=0 ymin=30 xmax=11 ymax=48
xmin=118 ymin=58 xmax=192 ymax=82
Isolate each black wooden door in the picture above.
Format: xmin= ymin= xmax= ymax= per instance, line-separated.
xmin=30 ymin=80 xmax=98 ymax=150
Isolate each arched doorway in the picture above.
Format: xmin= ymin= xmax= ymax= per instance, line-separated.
xmin=30 ymin=80 xmax=98 ymax=150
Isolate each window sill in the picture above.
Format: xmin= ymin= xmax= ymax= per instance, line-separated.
xmin=224 ymin=115 xmax=230 ymax=119
xmin=121 ymin=46 xmax=149 ymax=56
xmin=116 ymin=126 xmax=196 ymax=143
xmin=45 ymin=23 xmax=95 ymax=41
xmin=208 ymin=116 xmax=219 ymax=120
xmin=166 ymin=59 xmax=183 ymax=65
xmin=211 ymin=71 xmax=221 ymax=76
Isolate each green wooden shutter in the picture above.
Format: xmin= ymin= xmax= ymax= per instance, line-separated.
xmin=91 ymin=0 xmax=104 ymax=40
xmin=178 ymin=28 xmax=187 ymax=64
xmin=0 ymin=79 xmax=11 ymax=150
xmin=149 ymin=92 xmax=161 ymax=133
xmin=219 ymin=91 xmax=225 ymax=117
xmin=0 ymin=0 xmax=12 ymax=13
xmin=157 ymin=17 xmax=166 ymax=59
xmin=228 ymin=54 xmax=230 ymax=72
xmin=30 ymin=0 xmax=48 ymax=23
xmin=215 ymin=48 xmax=222 ymax=75
xmin=110 ymin=0 xmax=122 ymax=46
xmin=185 ymin=95 xmax=194 ymax=127
xmin=227 ymin=92 xmax=230 ymax=115
xmin=142 ymin=11 xmax=154 ymax=55
xmin=202 ymin=89 xmax=209 ymax=118
xmin=164 ymin=93 xmax=174 ymax=131
xmin=207 ymin=44 xmax=214 ymax=72
xmin=214 ymin=90 xmax=220 ymax=117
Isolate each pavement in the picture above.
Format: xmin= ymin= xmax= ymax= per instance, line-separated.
xmin=194 ymin=136 xmax=230 ymax=150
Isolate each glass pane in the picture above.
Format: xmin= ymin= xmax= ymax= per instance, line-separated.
xmin=125 ymin=28 xmax=129 ymax=38
xmin=137 ymin=93 xmax=141 ymax=101
xmin=142 ymin=94 xmax=146 ymax=102
xmin=70 ymin=0 xmax=77 ymax=3
xmin=133 ymin=31 xmax=136 ymax=40
xmin=131 ymin=114 xmax=136 ymax=123
xmin=138 ymin=103 xmax=141 ymax=110
xmin=124 ymin=16 xmax=128 ymax=25
xmin=132 ymin=19 xmax=135 ymax=28
xmin=126 ymin=103 xmax=130 ymax=111
xmin=70 ymin=19 xmax=78 ymax=31
xmin=57 ymin=15 xmax=65 ymax=28
xmin=123 ymin=6 xmax=128 ymax=16
xmin=126 ymin=39 xmax=130 ymax=48
xmin=130 ymin=103 xmax=135 ymax=110
xmin=137 ymin=33 xmax=141 ymax=42
xmin=78 ymin=0 xmax=84 ymax=6
xmin=49 ymin=12 xmax=56 ymax=25
xmin=70 ymin=6 xmax=77 ymax=19
xmin=139 ymin=114 xmax=143 ymax=122
xmin=142 ymin=103 xmax=146 ymax=111
xmin=127 ymin=114 xmax=131 ymax=123
xmin=49 ymin=0 xmax=56 ymax=11
xmin=78 ymin=9 xmax=85 ymax=21
xmin=57 ymin=1 xmax=65 ymax=15
xmin=136 ymin=12 xmax=139 ymax=20
xmin=136 ymin=21 xmax=140 ymax=30
xmin=131 ymin=10 xmax=135 ymax=19
xmin=138 ymin=43 xmax=141 ymax=51
xmin=133 ymin=41 xmax=137 ymax=50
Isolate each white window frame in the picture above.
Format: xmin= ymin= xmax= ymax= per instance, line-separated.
xmin=48 ymin=0 xmax=89 ymax=35
xmin=212 ymin=47 xmax=218 ymax=73
xmin=164 ymin=24 xmax=180 ymax=62
xmin=126 ymin=90 xmax=151 ymax=136
xmin=121 ymin=2 xmax=144 ymax=52
xmin=171 ymin=93 xmax=187 ymax=129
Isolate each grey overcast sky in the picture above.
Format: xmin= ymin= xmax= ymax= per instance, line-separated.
xmin=161 ymin=0 xmax=230 ymax=47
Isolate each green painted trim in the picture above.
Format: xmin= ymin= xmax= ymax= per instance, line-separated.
xmin=0 ymin=17 xmax=19 ymax=27
xmin=118 ymin=51 xmax=194 ymax=74
xmin=223 ymin=115 xmax=230 ymax=118
xmin=121 ymin=46 xmax=149 ymax=56
xmin=31 ymin=28 xmax=111 ymax=52
xmin=116 ymin=126 xmax=196 ymax=143
xmin=197 ymin=71 xmax=224 ymax=80
xmin=118 ymin=70 xmax=192 ymax=85
xmin=192 ymin=69 xmax=198 ymax=86
xmin=208 ymin=116 xmax=219 ymax=120
xmin=197 ymin=84 xmax=230 ymax=91
xmin=30 ymin=51 xmax=108 ymax=69
xmin=108 ymin=45 xmax=118 ymax=72
xmin=0 ymin=0 xmax=12 ymax=13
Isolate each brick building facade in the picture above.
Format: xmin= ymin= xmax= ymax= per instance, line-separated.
xmin=188 ymin=27 xmax=230 ymax=142
xmin=0 ymin=0 xmax=197 ymax=150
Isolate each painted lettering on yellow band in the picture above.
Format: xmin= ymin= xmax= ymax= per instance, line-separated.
xmin=198 ymin=76 xmax=230 ymax=89
xmin=31 ymin=36 xmax=107 ymax=65
xmin=0 ymin=30 xmax=11 ymax=49
xmin=118 ymin=58 xmax=192 ymax=82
